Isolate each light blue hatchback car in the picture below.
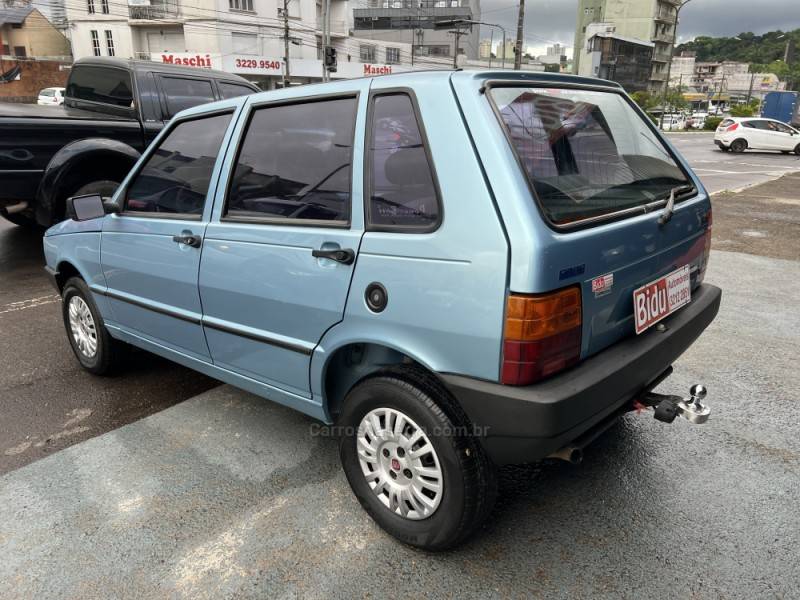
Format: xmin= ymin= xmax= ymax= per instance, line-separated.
xmin=44 ymin=70 xmax=721 ymax=550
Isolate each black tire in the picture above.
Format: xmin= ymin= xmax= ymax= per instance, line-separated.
xmin=719 ymin=145 xmax=730 ymax=152
xmin=61 ymin=277 xmax=127 ymax=375
xmin=795 ymin=144 xmax=800 ymax=156
xmin=781 ymin=150 xmax=791 ymax=155
xmin=73 ymin=180 xmax=120 ymax=199
xmin=339 ymin=366 xmax=497 ymax=551
xmin=730 ymin=139 xmax=747 ymax=153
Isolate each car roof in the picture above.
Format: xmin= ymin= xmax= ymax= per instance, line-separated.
xmin=72 ymin=57 xmax=257 ymax=87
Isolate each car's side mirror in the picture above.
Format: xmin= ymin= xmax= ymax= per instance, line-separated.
xmin=67 ymin=194 xmax=119 ymax=221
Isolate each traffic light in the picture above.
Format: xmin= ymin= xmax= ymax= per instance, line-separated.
xmin=324 ymin=46 xmax=337 ymax=73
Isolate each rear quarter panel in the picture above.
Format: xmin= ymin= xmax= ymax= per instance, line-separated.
xmin=313 ymin=73 xmax=510 ymax=387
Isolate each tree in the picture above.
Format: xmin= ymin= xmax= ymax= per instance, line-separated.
xmin=730 ymin=101 xmax=760 ymax=117
xmin=631 ymin=91 xmax=658 ymax=111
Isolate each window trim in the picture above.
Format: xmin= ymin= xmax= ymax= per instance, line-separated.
xmin=364 ymin=87 xmax=443 ymax=234
xmin=482 ymin=79 xmax=697 ymax=232
xmin=155 ymin=73 xmax=218 ymax=120
xmin=220 ymin=91 xmax=360 ymax=229
xmin=119 ymin=108 xmax=236 ymax=220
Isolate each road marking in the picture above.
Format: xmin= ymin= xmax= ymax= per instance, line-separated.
xmin=0 ymin=294 xmax=59 ymax=315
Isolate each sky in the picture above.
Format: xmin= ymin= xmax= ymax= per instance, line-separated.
xmin=477 ymin=0 xmax=800 ymax=58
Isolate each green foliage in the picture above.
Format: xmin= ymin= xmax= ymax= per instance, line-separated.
xmin=631 ymin=91 xmax=657 ymax=111
xmin=729 ymin=101 xmax=759 ymax=117
xmin=664 ymin=86 xmax=689 ymax=111
xmin=704 ymin=116 xmax=723 ymax=131
xmin=676 ymin=29 xmax=799 ymax=65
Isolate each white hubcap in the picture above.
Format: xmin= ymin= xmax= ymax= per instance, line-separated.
xmin=68 ymin=296 xmax=97 ymax=358
xmin=357 ymin=407 xmax=443 ymax=520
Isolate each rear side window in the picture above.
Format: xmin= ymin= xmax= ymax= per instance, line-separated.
xmin=367 ymin=93 xmax=439 ymax=230
xmin=491 ymin=87 xmax=691 ymax=227
xmin=125 ymin=112 xmax=232 ymax=216
xmin=720 ymin=118 xmax=736 ymax=128
xmin=159 ymin=76 xmax=216 ymax=118
xmin=66 ymin=66 xmax=133 ymax=107
xmin=219 ymin=81 xmax=255 ymax=99
xmin=225 ymin=97 xmax=356 ymax=223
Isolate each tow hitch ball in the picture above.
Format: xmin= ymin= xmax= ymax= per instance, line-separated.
xmin=639 ymin=384 xmax=711 ymax=425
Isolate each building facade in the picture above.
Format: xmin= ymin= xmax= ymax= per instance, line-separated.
xmin=670 ymin=53 xmax=786 ymax=101
xmin=352 ymin=0 xmax=481 ymax=62
xmin=60 ymin=0 xmax=413 ymax=88
xmin=0 ymin=6 xmax=71 ymax=59
xmin=577 ymin=22 xmax=653 ymax=91
xmin=573 ymin=0 xmax=681 ymax=92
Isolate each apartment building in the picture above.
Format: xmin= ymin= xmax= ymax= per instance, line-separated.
xmin=670 ymin=52 xmax=786 ymax=100
xmin=60 ymin=0 xmax=412 ymax=88
xmin=352 ymin=0 xmax=481 ymax=62
xmin=576 ymin=22 xmax=653 ymax=91
xmin=573 ymin=0 xmax=681 ymax=92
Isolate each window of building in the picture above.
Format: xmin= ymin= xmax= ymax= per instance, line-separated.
xmin=229 ymin=0 xmax=254 ymax=11
xmin=87 ymin=0 xmax=95 ymax=14
xmin=232 ymin=32 xmax=259 ymax=54
xmin=158 ymin=76 xmax=216 ymax=119
xmin=386 ymin=47 xmax=400 ymax=64
xmin=100 ymin=0 xmax=109 ymax=13
xmin=13 ymin=46 xmax=26 ymax=58
xmin=126 ymin=113 xmax=233 ymax=217
xmin=360 ymin=44 xmax=376 ymax=62
xmin=67 ymin=66 xmax=133 ymax=106
xmin=90 ymin=30 xmax=101 ymax=57
xmin=225 ymin=97 xmax=357 ymax=223
xmin=105 ymin=30 xmax=115 ymax=57
xmin=367 ymin=93 xmax=439 ymax=230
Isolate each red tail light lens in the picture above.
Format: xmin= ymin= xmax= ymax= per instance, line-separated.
xmin=726 ymin=123 xmax=739 ymax=132
xmin=501 ymin=287 xmax=582 ymax=386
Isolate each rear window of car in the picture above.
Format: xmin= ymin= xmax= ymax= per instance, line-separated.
xmin=720 ymin=118 xmax=736 ymax=128
xmin=66 ymin=66 xmax=133 ymax=108
xmin=490 ymin=86 xmax=692 ymax=227
xmin=40 ymin=89 xmax=55 ymax=96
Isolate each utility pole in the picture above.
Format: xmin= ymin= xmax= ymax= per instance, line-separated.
xmin=450 ymin=27 xmax=466 ymax=68
xmin=321 ymin=0 xmax=331 ymax=82
xmin=282 ymin=0 xmax=291 ymax=87
xmin=659 ymin=0 xmax=691 ymax=129
xmin=513 ymin=0 xmax=525 ymax=70
xmin=746 ymin=71 xmax=755 ymax=104
xmin=487 ymin=30 xmax=494 ymax=68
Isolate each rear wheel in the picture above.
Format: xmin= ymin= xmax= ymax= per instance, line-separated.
xmin=339 ymin=367 xmax=497 ymax=551
xmin=730 ymin=139 xmax=747 ymax=153
xmin=61 ymin=277 xmax=127 ymax=375
xmin=72 ymin=180 xmax=120 ymax=200
xmin=0 ymin=209 xmax=39 ymax=229
xmin=795 ymin=144 xmax=800 ymax=156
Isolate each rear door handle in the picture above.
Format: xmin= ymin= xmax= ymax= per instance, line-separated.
xmin=312 ymin=248 xmax=355 ymax=265
xmin=172 ymin=234 xmax=201 ymax=248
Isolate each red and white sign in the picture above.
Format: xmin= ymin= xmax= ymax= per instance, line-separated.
xmin=591 ymin=273 xmax=613 ymax=296
xmin=633 ymin=265 xmax=691 ymax=334
xmin=155 ymin=52 xmax=222 ymax=69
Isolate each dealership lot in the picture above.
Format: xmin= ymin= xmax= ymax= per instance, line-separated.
xmin=1 ymin=143 xmax=799 ymax=597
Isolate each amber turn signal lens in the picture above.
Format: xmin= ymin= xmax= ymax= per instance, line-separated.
xmin=504 ymin=287 xmax=581 ymax=341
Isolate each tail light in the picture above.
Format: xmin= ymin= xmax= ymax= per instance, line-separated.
xmin=501 ymin=287 xmax=582 ymax=386
xmin=726 ymin=123 xmax=739 ymax=132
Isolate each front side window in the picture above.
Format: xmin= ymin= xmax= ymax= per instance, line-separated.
xmin=159 ymin=76 xmax=215 ymax=118
xmin=491 ymin=86 xmax=691 ymax=226
xmin=225 ymin=97 xmax=357 ymax=223
xmin=126 ymin=113 xmax=233 ymax=216
xmin=367 ymin=93 xmax=439 ymax=229
xmin=67 ymin=66 xmax=132 ymax=107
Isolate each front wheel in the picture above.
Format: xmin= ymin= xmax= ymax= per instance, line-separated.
xmin=339 ymin=368 xmax=497 ymax=551
xmin=61 ymin=277 xmax=127 ymax=375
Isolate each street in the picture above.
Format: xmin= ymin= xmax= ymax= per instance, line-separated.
xmin=1 ymin=141 xmax=799 ymax=598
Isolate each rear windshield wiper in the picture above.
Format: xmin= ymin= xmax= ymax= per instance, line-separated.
xmin=658 ymin=185 xmax=694 ymax=226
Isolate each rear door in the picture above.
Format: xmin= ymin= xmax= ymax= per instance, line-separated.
xmin=199 ymin=85 xmax=367 ymax=397
xmin=454 ymin=76 xmax=711 ymax=358
xmin=156 ymin=74 xmax=217 ymax=121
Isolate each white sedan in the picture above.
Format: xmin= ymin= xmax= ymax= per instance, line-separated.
xmin=37 ymin=87 xmax=65 ymax=106
xmin=715 ymin=117 xmax=800 ymax=154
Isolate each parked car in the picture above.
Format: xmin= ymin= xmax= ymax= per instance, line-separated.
xmin=0 ymin=57 xmax=258 ymax=229
xmin=687 ymin=112 xmax=707 ymax=130
xmin=715 ymin=117 xmax=800 ymax=154
xmin=43 ymin=70 xmax=721 ymax=550
xmin=37 ymin=87 xmax=66 ymax=106
xmin=660 ymin=113 xmax=686 ymax=131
